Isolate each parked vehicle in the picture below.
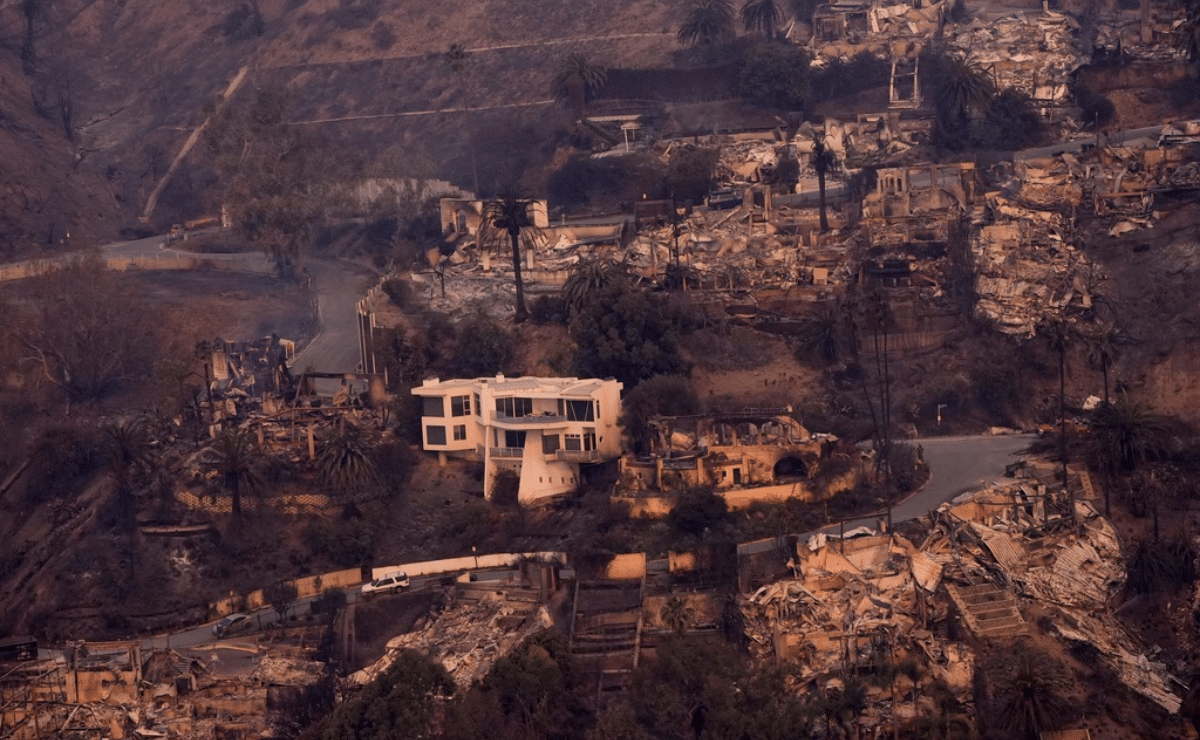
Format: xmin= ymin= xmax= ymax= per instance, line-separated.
xmin=212 ymin=613 xmax=252 ymax=637
xmin=361 ymin=572 xmax=410 ymax=596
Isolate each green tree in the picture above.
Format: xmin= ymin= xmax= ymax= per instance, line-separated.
xmin=448 ymin=314 xmax=514 ymax=377
xmin=477 ymin=630 xmax=587 ymax=739
xmin=992 ymin=642 xmax=1070 ymax=740
xmin=741 ymin=0 xmax=784 ymax=38
xmin=479 ymin=191 xmax=541 ymax=323
xmin=317 ymin=423 xmax=378 ymax=496
xmin=570 ymin=283 xmax=690 ymax=386
xmin=265 ymin=579 xmax=300 ymax=624
xmin=204 ymin=85 xmax=349 ymax=275
xmin=678 ymin=0 xmax=736 ymax=46
xmin=668 ymin=487 xmax=730 ymax=539
xmin=667 ymin=146 xmax=720 ymax=203
xmin=324 ymin=650 xmax=455 ymax=740
xmin=739 ymin=42 xmax=811 ymax=110
xmin=620 ymin=374 xmax=702 ymax=454
xmin=562 ymin=258 xmax=621 ymax=317
xmin=552 ymin=52 xmax=608 ymax=119
xmin=206 ymin=428 xmax=265 ymax=518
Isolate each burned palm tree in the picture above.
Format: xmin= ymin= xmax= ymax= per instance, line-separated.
xmin=811 ymin=133 xmax=837 ymax=232
xmin=480 ymin=190 xmax=542 ymax=323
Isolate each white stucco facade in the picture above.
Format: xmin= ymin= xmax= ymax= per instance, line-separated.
xmin=412 ymin=375 xmax=624 ymax=503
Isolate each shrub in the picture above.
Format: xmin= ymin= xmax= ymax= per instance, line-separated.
xmin=570 ymin=283 xmax=690 ymax=386
xmin=1127 ymin=535 xmax=1197 ymax=594
xmin=531 ymin=295 xmax=569 ymax=325
xmin=888 ymin=442 xmax=922 ymax=494
xmin=620 ymin=375 xmax=702 ymax=454
xmin=668 ymin=487 xmax=731 ymax=539
xmin=971 ymin=88 xmax=1044 ymax=150
xmin=810 ymin=51 xmax=889 ymax=102
xmin=739 ymin=42 xmax=811 ymax=110
xmin=383 ymin=278 xmax=413 ymax=310
xmin=448 ymin=315 xmax=513 ymax=378
xmin=667 ymin=146 xmax=720 ymax=204
xmin=491 ymin=469 xmax=521 ymax=507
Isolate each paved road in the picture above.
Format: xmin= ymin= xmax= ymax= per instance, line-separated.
xmin=834 ymin=433 xmax=1034 ymax=536
xmin=95 ymin=234 xmax=373 ymax=392
xmin=742 ymin=433 xmax=1035 ymax=554
xmin=138 ymin=575 xmax=447 ymax=653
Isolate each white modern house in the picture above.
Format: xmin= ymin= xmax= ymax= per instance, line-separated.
xmin=412 ymin=375 xmax=624 ymax=504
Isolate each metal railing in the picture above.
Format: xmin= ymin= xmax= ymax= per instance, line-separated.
xmin=489 ymin=447 xmax=525 ymax=458
xmin=556 ymin=449 xmax=601 ymax=463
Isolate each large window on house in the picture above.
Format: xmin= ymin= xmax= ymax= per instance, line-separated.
xmin=564 ymin=433 xmax=582 ymax=451
xmin=562 ymin=399 xmax=595 ymax=421
xmin=495 ymin=397 xmax=533 ymax=418
xmin=426 ymin=425 xmax=447 ymax=445
xmin=453 ymin=425 xmax=467 ymax=441
xmin=423 ymin=397 xmax=445 ymax=417
xmin=474 ymin=393 xmax=482 ymax=417
xmin=504 ymin=431 xmax=526 ymax=449
xmin=584 ymin=429 xmax=596 ymax=451
xmin=542 ymin=434 xmax=561 ymax=454
xmin=451 ymin=395 xmax=471 ymax=416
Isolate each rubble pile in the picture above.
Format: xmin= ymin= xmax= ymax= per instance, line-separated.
xmin=955 ymin=11 xmax=1082 ymax=105
xmin=739 ymin=467 xmax=1182 ymax=726
xmin=971 ymin=189 xmax=1088 ymax=337
xmin=351 ymin=593 xmax=554 ymax=688
xmin=925 ymin=482 xmax=1181 ymax=714
xmin=740 ymin=530 xmax=974 ymax=725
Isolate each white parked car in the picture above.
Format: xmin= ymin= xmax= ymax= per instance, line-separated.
xmin=212 ymin=613 xmax=252 ymax=637
xmin=361 ymin=573 xmax=410 ymax=596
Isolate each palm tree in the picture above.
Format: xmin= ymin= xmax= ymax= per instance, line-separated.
xmin=444 ymin=43 xmax=480 ymax=194
xmin=741 ymin=0 xmax=784 ymax=39
xmin=103 ymin=418 xmax=152 ymax=500
xmin=1039 ymin=317 xmax=1071 ymax=513
xmin=795 ymin=304 xmax=842 ymax=365
xmin=811 ymin=133 xmax=836 ymax=232
xmin=206 ymin=428 xmax=264 ymax=518
xmin=994 ymin=643 xmax=1069 ymax=740
xmin=480 ymin=190 xmax=541 ymax=323
xmin=563 ymin=258 xmax=619 ymax=317
xmin=929 ymin=53 xmax=994 ymax=147
xmin=317 ymin=423 xmax=378 ymax=496
xmin=661 ymin=594 xmax=692 ymax=635
xmin=1088 ymin=396 xmax=1171 ymax=519
xmin=678 ymin=0 xmax=736 ymax=46
xmin=1085 ymin=328 xmax=1120 ymax=405
xmin=552 ymin=52 xmax=607 ymax=119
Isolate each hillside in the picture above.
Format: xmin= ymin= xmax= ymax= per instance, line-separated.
xmin=0 ymin=0 xmax=685 ymax=248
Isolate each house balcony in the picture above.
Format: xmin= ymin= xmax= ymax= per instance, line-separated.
xmin=489 ymin=447 xmax=525 ymax=459
xmin=556 ymin=449 xmax=601 ymax=463
xmin=492 ymin=412 xmax=569 ymax=428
